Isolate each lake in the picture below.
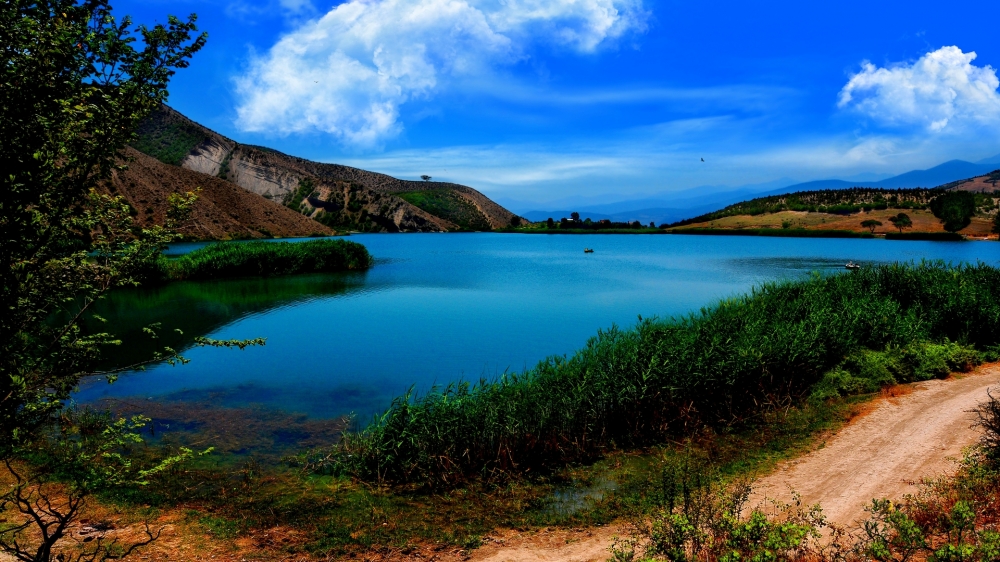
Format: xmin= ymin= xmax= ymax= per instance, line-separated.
xmin=76 ymin=233 xmax=1000 ymax=423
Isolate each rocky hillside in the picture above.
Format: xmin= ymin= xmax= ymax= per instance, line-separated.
xmin=106 ymin=147 xmax=333 ymax=240
xmin=133 ymin=106 xmax=523 ymax=232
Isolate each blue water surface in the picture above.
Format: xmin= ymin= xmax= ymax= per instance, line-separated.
xmin=75 ymin=233 xmax=1000 ymax=420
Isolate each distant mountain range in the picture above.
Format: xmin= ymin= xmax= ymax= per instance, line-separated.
xmin=515 ymin=155 xmax=1000 ymax=225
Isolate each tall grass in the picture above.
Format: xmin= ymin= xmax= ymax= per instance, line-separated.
xmin=323 ymin=262 xmax=1000 ymax=487
xmin=161 ymin=239 xmax=372 ymax=281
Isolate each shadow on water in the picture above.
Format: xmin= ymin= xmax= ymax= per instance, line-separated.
xmin=82 ymin=270 xmax=370 ymax=372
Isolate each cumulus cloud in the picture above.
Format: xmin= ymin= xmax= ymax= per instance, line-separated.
xmin=838 ymin=46 xmax=1000 ymax=132
xmin=234 ymin=0 xmax=648 ymax=147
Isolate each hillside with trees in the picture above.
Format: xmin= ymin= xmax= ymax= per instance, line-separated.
xmin=668 ymin=182 xmax=1000 ymax=238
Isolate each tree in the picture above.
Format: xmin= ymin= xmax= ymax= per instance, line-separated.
xmin=570 ymin=212 xmax=580 ymax=221
xmin=929 ymin=191 xmax=976 ymax=232
xmin=546 ymin=217 xmax=554 ymax=228
xmin=2 ymin=0 xmax=209 ymax=454
xmin=420 ymin=175 xmax=431 ymax=182
xmin=992 ymin=212 xmax=1000 ymax=240
xmin=888 ymin=213 xmax=912 ymax=233
xmin=0 ymin=2 xmax=234 ymax=560
xmin=861 ymin=219 xmax=883 ymax=234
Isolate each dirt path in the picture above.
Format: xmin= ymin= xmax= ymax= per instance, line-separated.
xmin=469 ymin=365 xmax=1000 ymax=562
xmin=752 ymin=365 xmax=1000 ymax=527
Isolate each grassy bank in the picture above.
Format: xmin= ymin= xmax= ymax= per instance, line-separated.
xmin=157 ymin=239 xmax=372 ymax=281
xmin=669 ymin=227 xmax=873 ymax=238
xmin=322 ymin=262 xmax=1000 ymax=487
xmin=885 ymin=231 xmax=966 ymax=241
xmin=511 ymin=227 xmax=665 ymax=234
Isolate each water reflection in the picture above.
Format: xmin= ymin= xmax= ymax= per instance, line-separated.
xmin=83 ymin=271 xmax=369 ymax=371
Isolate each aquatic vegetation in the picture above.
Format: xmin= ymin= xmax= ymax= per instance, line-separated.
xmin=159 ymin=239 xmax=372 ymax=281
xmin=323 ymin=262 xmax=1000 ymax=487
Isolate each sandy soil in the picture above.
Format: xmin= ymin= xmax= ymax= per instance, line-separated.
xmin=751 ymin=366 xmax=1000 ymax=527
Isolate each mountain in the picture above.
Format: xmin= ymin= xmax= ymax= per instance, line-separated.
xmin=106 ymin=147 xmax=332 ymax=240
xmin=760 ymin=160 xmax=1000 ymax=197
xmin=516 ymin=157 xmax=1000 ymax=227
xmin=133 ymin=106 xmax=522 ymax=232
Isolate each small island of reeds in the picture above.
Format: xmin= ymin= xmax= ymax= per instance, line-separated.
xmin=156 ymin=238 xmax=373 ymax=281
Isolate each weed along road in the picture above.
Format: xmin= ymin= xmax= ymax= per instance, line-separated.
xmin=468 ymin=364 xmax=1000 ymax=562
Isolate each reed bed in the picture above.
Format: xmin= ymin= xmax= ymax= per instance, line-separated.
xmin=324 ymin=262 xmax=1000 ymax=487
xmin=161 ymin=239 xmax=372 ymax=280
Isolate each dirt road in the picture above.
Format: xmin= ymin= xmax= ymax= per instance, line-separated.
xmin=470 ymin=364 xmax=1000 ymax=562
xmin=752 ymin=365 xmax=999 ymax=527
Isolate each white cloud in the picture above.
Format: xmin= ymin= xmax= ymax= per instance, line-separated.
xmin=234 ymin=0 xmax=648 ymax=147
xmin=838 ymin=46 xmax=1000 ymax=132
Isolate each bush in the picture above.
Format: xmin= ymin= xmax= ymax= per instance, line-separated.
xmin=319 ymin=263 xmax=1000 ymax=486
xmin=160 ymin=239 xmax=372 ymax=281
xmin=930 ymin=191 xmax=977 ymax=232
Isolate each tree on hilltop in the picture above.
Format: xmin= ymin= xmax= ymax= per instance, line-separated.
xmin=421 ymin=174 xmax=432 ymax=182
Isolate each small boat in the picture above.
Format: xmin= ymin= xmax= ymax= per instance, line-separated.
xmin=584 ymin=248 xmax=594 ymax=253
xmin=845 ymin=262 xmax=860 ymax=270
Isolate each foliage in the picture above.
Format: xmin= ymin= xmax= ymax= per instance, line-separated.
xmin=285 ymin=177 xmax=316 ymax=211
xmin=1 ymin=0 xmax=207 ymax=455
xmin=315 ymin=263 xmax=1000 ymax=487
xmin=888 ymin=213 xmax=913 ymax=233
xmin=609 ymin=439 xmax=1000 ymax=562
xmin=156 ymin=239 xmax=373 ymax=281
xmin=809 ymin=341 xmax=979 ymax=401
xmin=396 ymin=189 xmax=492 ymax=231
xmin=992 ymin=212 xmax=1000 ymax=239
xmin=131 ymin=117 xmax=206 ymax=166
xmin=930 ymin=191 xmax=977 ymax=232
xmin=885 ymin=232 xmax=965 ymax=241
xmin=861 ymin=219 xmax=883 ymax=233
xmin=609 ymin=459 xmax=825 ymax=562
xmin=673 ymin=187 xmax=938 ymax=227
xmin=0 ymin=409 xmax=207 ymax=562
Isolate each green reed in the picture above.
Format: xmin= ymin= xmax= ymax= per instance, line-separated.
xmin=323 ymin=262 xmax=1000 ymax=487
xmin=160 ymin=239 xmax=372 ymax=281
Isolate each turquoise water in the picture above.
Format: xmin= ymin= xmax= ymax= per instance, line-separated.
xmin=76 ymin=233 xmax=1000 ymax=420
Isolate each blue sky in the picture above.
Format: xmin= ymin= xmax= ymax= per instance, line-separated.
xmin=117 ymin=0 xmax=1000 ymax=206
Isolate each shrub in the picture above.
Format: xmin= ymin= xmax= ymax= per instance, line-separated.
xmin=931 ymin=191 xmax=977 ymax=232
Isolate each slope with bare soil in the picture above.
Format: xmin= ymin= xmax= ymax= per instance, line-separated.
xmin=106 ymin=147 xmax=332 ymax=240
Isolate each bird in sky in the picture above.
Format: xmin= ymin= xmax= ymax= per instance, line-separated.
xmin=701 ymin=158 xmax=705 ymax=162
